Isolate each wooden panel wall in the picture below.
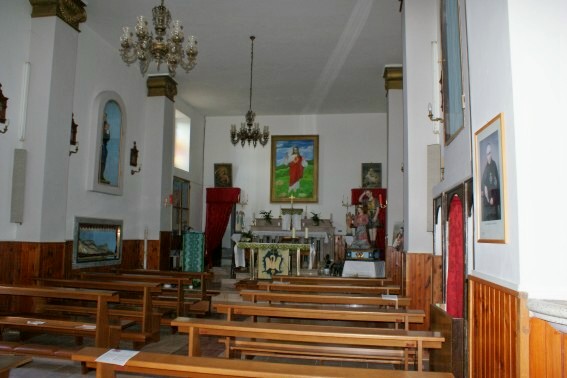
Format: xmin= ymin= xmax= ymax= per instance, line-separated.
xmin=468 ymin=275 xmax=529 ymax=378
xmin=405 ymin=252 xmax=433 ymax=331
xmin=432 ymin=255 xmax=443 ymax=305
xmin=529 ymin=317 xmax=567 ymax=377
xmin=385 ymin=246 xmax=405 ymax=290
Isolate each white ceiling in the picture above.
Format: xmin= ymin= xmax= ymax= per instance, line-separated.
xmin=84 ymin=0 xmax=402 ymax=116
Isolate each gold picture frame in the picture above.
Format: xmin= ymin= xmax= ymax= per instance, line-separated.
xmin=474 ymin=113 xmax=507 ymax=243
xmin=270 ymin=135 xmax=319 ymax=203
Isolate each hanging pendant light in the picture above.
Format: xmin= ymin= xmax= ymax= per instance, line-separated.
xmin=230 ymin=36 xmax=270 ymax=148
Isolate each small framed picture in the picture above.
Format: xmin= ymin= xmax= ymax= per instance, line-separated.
xmin=361 ymin=163 xmax=382 ymax=188
xmin=474 ymin=113 xmax=507 ymax=243
xmin=214 ymin=163 xmax=232 ymax=187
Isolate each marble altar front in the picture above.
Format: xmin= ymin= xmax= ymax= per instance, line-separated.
xmin=236 ymin=241 xmax=311 ymax=279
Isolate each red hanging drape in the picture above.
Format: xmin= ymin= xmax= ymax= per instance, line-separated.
xmin=351 ymin=188 xmax=387 ymax=251
xmin=205 ymin=188 xmax=241 ymax=268
xmin=447 ymin=194 xmax=464 ymax=318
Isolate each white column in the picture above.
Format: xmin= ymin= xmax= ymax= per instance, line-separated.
xmin=402 ymin=0 xmax=439 ymax=253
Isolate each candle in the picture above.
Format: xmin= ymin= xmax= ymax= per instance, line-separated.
xmin=305 ymin=227 xmax=309 ymax=238
xmin=292 ymin=228 xmax=296 ymax=238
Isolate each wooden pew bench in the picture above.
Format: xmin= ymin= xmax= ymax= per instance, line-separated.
xmin=271 ymin=275 xmax=393 ymax=286
xmin=73 ymin=346 xmax=454 ymax=378
xmin=81 ymin=272 xmax=198 ymax=319
xmin=36 ymin=278 xmax=162 ymax=347
xmin=113 ymin=269 xmax=213 ymax=303
xmin=0 ymin=285 xmax=119 ymax=348
xmin=0 ymin=355 xmax=32 ymax=378
xmin=171 ymin=317 xmax=445 ymax=372
xmin=257 ymin=281 xmax=401 ymax=295
xmin=213 ymin=301 xmax=424 ymax=330
xmin=240 ymin=290 xmax=411 ymax=308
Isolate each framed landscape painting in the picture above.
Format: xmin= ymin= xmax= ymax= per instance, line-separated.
xmin=270 ymin=135 xmax=319 ymax=203
xmin=72 ymin=217 xmax=123 ymax=268
xmin=474 ymin=113 xmax=507 ymax=243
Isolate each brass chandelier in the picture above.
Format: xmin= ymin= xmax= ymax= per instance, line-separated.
xmin=230 ymin=36 xmax=270 ymax=148
xmin=119 ymin=0 xmax=198 ymax=76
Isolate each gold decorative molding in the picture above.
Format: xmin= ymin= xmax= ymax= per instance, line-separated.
xmin=147 ymin=76 xmax=178 ymax=102
xmin=29 ymin=0 xmax=87 ymax=32
xmin=383 ymin=66 xmax=403 ymax=91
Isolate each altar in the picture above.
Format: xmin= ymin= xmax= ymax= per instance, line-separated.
xmin=250 ymin=218 xmax=335 ymax=269
xmin=236 ymin=241 xmax=312 ymax=279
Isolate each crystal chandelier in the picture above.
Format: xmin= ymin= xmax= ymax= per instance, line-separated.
xmin=119 ymin=0 xmax=198 ymax=77
xmin=230 ymin=36 xmax=270 ymax=148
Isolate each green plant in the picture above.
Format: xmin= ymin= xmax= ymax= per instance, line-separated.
xmin=260 ymin=210 xmax=273 ymax=224
xmin=311 ymin=212 xmax=320 ymax=226
xmin=240 ymin=230 xmax=254 ymax=241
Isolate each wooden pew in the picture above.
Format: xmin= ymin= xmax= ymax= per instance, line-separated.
xmin=257 ymin=281 xmax=400 ymax=295
xmin=171 ymin=318 xmax=445 ymax=372
xmin=240 ymin=290 xmax=410 ymax=308
xmin=78 ymin=272 xmax=204 ymax=318
xmin=213 ymin=301 xmax=424 ymax=330
xmin=114 ymin=269 xmax=212 ymax=301
xmin=271 ymin=275 xmax=392 ymax=286
xmin=36 ymin=278 xmax=162 ymax=345
xmin=0 ymin=285 xmax=119 ymax=348
xmin=73 ymin=346 xmax=454 ymax=378
xmin=0 ymin=355 xmax=32 ymax=378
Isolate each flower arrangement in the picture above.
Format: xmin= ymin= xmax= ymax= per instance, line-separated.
xmin=240 ymin=229 xmax=254 ymax=241
xmin=260 ymin=210 xmax=273 ymax=224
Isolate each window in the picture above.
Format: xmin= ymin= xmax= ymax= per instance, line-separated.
xmin=441 ymin=0 xmax=465 ymax=144
xmin=172 ymin=176 xmax=191 ymax=235
xmin=174 ymin=110 xmax=190 ymax=171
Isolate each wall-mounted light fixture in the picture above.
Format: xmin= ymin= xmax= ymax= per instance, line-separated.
xmin=69 ymin=114 xmax=79 ymax=155
xmin=130 ymin=141 xmax=141 ymax=174
xmin=428 ymin=102 xmax=444 ymax=123
xmin=0 ymin=83 xmax=9 ymax=134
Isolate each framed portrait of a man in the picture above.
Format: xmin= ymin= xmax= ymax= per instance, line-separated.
xmin=474 ymin=113 xmax=507 ymax=243
xmin=270 ymin=135 xmax=318 ymax=203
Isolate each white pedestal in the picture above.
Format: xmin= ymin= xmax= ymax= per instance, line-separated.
xmin=342 ymin=260 xmax=385 ymax=278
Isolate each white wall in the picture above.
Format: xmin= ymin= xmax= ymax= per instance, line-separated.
xmin=465 ymin=0 xmax=520 ymax=288
xmin=387 ymin=89 xmax=404 ymax=240
xmin=507 ymin=0 xmax=566 ymax=299
xmin=203 ymin=113 xmax=388 ymax=234
xmin=402 ymin=0 xmax=440 ymax=253
xmin=0 ymin=1 xmax=32 ymax=241
xmin=67 ymin=24 xmax=149 ymax=240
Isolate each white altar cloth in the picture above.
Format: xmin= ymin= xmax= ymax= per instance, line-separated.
xmin=252 ymin=230 xmax=329 ymax=243
xmin=342 ymin=260 xmax=385 ymax=278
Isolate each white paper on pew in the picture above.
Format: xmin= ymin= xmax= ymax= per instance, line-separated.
xmin=381 ymin=294 xmax=398 ymax=300
xmin=96 ymin=349 xmax=140 ymax=366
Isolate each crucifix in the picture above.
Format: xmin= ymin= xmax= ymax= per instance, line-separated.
xmin=289 ymin=195 xmax=295 ymax=210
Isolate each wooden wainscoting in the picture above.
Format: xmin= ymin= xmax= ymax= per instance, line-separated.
xmin=529 ymin=317 xmax=567 ymax=377
xmin=405 ymin=252 xmax=434 ymax=331
xmin=385 ymin=246 xmax=405 ymax=291
xmin=468 ymin=275 xmax=529 ymax=378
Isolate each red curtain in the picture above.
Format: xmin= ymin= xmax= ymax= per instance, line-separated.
xmin=205 ymin=188 xmax=241 ymax=268
xmin=351 ymin=188 xmax=387 ymax=251
xmin=447 ymin=194 xmax=464 ymax=318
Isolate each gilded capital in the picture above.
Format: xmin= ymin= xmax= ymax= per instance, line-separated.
xmin=147 ymin=76 xmax=178 ymax=102
xmin=383 ymin=65 xmax=403 ymax=91
xmin=29 ymin=0 xmax=87 ymax=32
